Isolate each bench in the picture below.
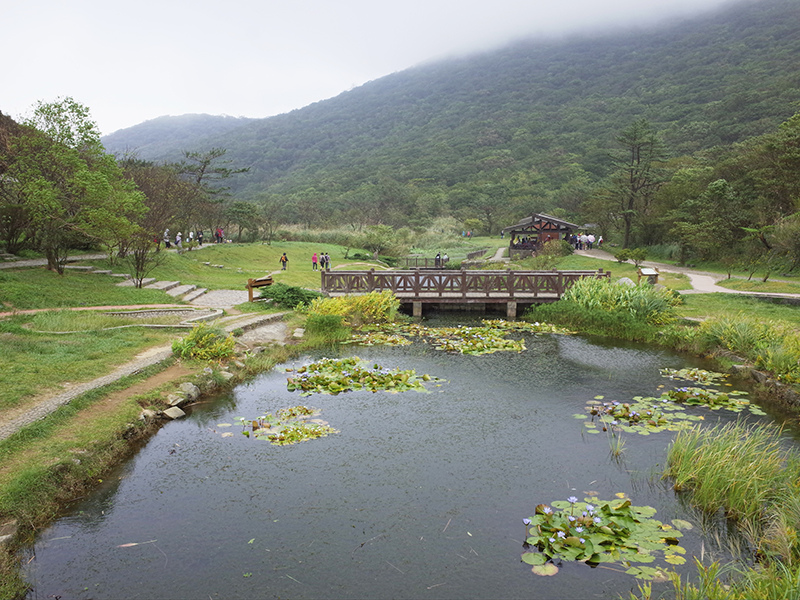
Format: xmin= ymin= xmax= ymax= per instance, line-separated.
xmin=245 ymin=276 xmax=274 ymax=302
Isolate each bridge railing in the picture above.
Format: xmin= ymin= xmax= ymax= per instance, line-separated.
xmin=321 ymin=268 xmax=610 ymax=298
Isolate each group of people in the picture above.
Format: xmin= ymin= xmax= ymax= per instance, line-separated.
xmin=311 ymin=252 xmax=331 ymax=271
xmin=161 ymin=229 xmax=205 ymax=249
xmin=434 ymin=252 xmax=449 ymax=267
xmin=570 ymin=233 xmax=602 ymax=250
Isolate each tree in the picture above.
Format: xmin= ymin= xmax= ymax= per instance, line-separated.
xmin=258 ymin=194 xmax=284 ymax=245
xmin=6 ymin=98 xmax=145 ymax=273
xmin=610 ymin=119 xmax=668 ymax=248
xmin=225 ymin=201 xmax=261 ymax=242
xmin=177 ymin=147 xmax=249 ymax=196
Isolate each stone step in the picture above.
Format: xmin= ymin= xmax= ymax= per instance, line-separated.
xmin=166 ymin=284 xmax=197 ymax=297
xmin=145 ymin=280 xmax=181 ymax=292
xmin=91 ymin=270 xmax=113 ymax=275
xmin=117 ymin=277 xmax=156 ymax=287
xmin=182 ymin=288 xmax=208 ymax=302
xmin=110 ymin=273 xmax=131 ymax=279
xmin=64 ymin=265 xmax=95 ymax=272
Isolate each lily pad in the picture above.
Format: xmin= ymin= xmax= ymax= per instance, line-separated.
xmin=532 ymin=563 xmax=559 ymax=576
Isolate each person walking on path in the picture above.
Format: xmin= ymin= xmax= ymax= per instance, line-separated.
xmin=280 ymin=252 xmax=289 ymax=270
xmin=312 ymin=252 xmax=318 ymax=271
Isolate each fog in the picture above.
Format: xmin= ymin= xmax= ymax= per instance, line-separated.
xmin=3 ymin=0 xmax=738 ymax=135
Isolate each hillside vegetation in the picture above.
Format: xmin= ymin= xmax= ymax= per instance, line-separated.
xmin=102 ymin=0 xmax=800 ymax=223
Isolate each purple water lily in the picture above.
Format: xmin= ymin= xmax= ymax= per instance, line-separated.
xmin=567 ymin=496 xmax=578 ymax=504
xmin=523 ymin=518 xmax=531 ymax=526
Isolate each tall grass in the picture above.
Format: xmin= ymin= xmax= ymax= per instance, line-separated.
xmin=665 ymin=422 xmax=793 ymax=523
xmin=561 ymin=277 xmax=681 ymax=325
xmin=698 ymin=314 xmax=800 ymax=383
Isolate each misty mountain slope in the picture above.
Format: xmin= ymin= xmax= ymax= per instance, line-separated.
xmin=103 ymin=0 xmax=800 ymax=198
xmin=101 ymin=114 xmax=257 ymax=158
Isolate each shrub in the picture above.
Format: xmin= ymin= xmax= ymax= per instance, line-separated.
xmin=259 ymin=283 xmax=322 ymax=309
xmin=307 ymin=290 xmax=400 ymax=326
xmin=561 ymin=277 xmax=679 ymax=325
xmin=172 ymin=322 xmax=236 ymax=361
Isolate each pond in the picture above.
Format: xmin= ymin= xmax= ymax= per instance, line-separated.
xmin=22 ymin=324 xmax=789 ymax=599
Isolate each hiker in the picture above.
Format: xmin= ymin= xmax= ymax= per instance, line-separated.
xmin=280 ymin=253 xmax=289 ymax=270
xmin=163 ymin=228 xmax=171 ymax=248
xmin=312 ymin=252 xmax=318 ymax=271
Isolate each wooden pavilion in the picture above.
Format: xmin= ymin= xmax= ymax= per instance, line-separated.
xmin=501 ymin=213 xmax=579 ymax=259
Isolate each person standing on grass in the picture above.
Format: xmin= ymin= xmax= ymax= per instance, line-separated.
xmin=280 ymin=252 xmax=289 ymax=270
xmin=312 ymin=252 xmax=318 ymax=271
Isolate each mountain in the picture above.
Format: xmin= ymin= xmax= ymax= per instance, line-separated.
xmin=101 ymin=114 xmax=257 ymax=160
xmin=102 ymin=0 xmax=800 ymax=206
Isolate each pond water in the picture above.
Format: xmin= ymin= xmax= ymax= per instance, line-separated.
xmin=23 ymin=325 xmax=789 ymax=599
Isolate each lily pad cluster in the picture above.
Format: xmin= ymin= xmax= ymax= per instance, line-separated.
xmin=346 ymin=319 xmax=571 ymax=356
xmin=660 ymin=367 xmax=728 ymax=385
xmin=214 ymin=406 xmax=338 ymax=445
xmin=577 ymin=396 xmax=704 ymax=435
xmin=286 ymin=356 xmax=436 ymax=396
xmin=521 ymin=495 xmax=687 ymax=579
xmin=577 ymin=366 xmax=765 ymax=435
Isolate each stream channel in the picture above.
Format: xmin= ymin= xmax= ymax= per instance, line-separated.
xmin=22 ymin=316 xmax=798 ymax=599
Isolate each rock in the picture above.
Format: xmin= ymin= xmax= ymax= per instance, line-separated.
xmin=616 ymin=277 xmax=636 ymax=287
xmin=219 ymin=371 xmax=235 ymax=381
xmin=293 ymin=328 xmax=305 ymax=338
xmin=234 ymin=360 xmax=246 ymax=369
xmin=139 ymin=409 xmax=158 ymax=421
xmin=751 ymin=369 xmax=768 ymax=384
xmin=162 ymin=407 xmax=186 ymax=420
xmin=168 ymin=394 xmax=189 ymax=407
xmin=179 ymin=382 xmax=201 ymax=401
xmin=0 ymin=519 xmax=18 ymax=548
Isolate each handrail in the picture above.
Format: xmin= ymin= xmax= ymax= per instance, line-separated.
xmin=321 ymin=268 xmax=609 ymax=298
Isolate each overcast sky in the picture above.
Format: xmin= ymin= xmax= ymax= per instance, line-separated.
xmin=4 ymin=0 xmax=735 ymax=136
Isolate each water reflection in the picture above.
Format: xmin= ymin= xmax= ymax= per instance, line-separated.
xmin=23 ymin=332 xmax=781 ymax=599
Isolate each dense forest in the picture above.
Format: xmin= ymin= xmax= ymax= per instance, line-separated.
xmin=4 ymin=0 xmax=800 ymax=272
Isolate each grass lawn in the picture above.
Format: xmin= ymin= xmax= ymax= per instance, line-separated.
xmin=77 ymin=241 xmax=388 ymax=292
xmin=0 ymin=315 xmax=177 ymax=413
xmin=0 ymin=269 xmax=179 ymax=311
xmin=714 ymin=277 xmax=800 ymax=295
xmin=675 ymin=292 xmax=800 ymax=325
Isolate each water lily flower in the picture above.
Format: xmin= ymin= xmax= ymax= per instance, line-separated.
xmin=542 ymin=506 xmax=553 ymax=515
xmin=585 ymin=504 xmax=594 ymax=513
xmin=579 ymin=538 xmax=586 ymax=544
xmin=567 ymin=496 xmax=578 ymax=504
xmin=557 ymin=531 xmax=566 ymax=539
xmin=523 ymin=518 xmax=531 ymax=526
xmin=593 ymin=517 xmax=602 ymax=524
xmin=549 ymin=537 xmax=556 ymax=543
xmin=575 ymin=526 xmax=584 ymax=533
xmin=568 ymin=516 xmax=576 ymax=522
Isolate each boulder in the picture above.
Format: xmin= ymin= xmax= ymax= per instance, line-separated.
xmin=162 ymin=407 xmax=186 ymax=420
xmin=179 ymin=382 xmax=201 ymax=401
xmin=616 ymin=277 xmax=636 ymax=287
xmin=139 ymin=409 xmax=158 ymax=421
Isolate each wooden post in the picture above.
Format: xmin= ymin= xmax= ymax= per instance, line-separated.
xmin=368 ymin=268 xmax=375 ymax=292
xmin=461 ymin=269 xmax=467 ymax=299
xmin=247 ymin=279 xmax=254 ymax=303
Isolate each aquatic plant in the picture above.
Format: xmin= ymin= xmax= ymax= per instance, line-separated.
xmin=521 ymin=495 xmax=686 ymax=579
xmin=346 ymin=319 xmax=571 ymax=355
xmin=215 ymin=406 xmax=338 ymax=445
xmin=286 ymin=356 xmax=437 ymax=395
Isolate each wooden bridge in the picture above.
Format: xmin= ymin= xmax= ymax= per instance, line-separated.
xmin=321 ymin=268 xmax=610 ymax=317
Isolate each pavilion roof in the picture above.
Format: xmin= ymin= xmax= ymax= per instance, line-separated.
xmin=501 ymin=213 xmax=580 ymax=233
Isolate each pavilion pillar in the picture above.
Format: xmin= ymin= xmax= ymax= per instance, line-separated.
xmin=506 ymin=301 xmax=517 ymax=319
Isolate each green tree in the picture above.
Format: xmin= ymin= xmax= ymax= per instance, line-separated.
xmin=225 ymin=200 xmax=261 ymax=242
xmin=609 ymin=119 xmax=668 ymax=248
xmin=6 ymin=98 xmax=145 ymax=273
